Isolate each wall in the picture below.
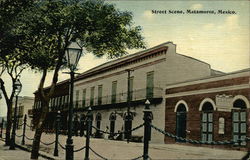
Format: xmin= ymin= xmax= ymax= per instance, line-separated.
xmin=165 ymin=71 xmax=250 ymax=149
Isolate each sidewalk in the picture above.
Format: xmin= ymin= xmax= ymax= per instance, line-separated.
xmin=0 ymin=140 xmax=47 ymax=160
xmin=15 ymin=129 xmax=248 ymax=159
xmin=1 ymin=129 xmax=248 ymax=159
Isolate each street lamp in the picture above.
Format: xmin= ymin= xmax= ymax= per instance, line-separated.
xmin=9 ymin=79 xmax=22 ymax=150
xmin=65 ymin=42 xmax=82 ymax=160
xmin=124 ymin=69 xmax=133 ymax=141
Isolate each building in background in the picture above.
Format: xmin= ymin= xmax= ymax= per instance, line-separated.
xmin=165 ymin=69 xmax=250 ymax=150
xmin=32 ymin=42 xmax=219 ymax=143
xmin=32 ymin=80 xmax=69 ymax=132
xmin=13 ymin=96 xmax=34 ymax=129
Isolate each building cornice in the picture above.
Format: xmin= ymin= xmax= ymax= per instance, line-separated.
xmin=75 ymin=46 xmax=168 ymax=82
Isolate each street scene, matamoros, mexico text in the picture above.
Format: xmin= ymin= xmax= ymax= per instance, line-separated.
xmin=0 ymin=0 xmax=249 ymax=160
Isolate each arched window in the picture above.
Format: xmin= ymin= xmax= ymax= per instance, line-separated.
xmin=95 ymin=113 xmax=102 ymax=138
xmin=176 ymin=102 xmax=187 ymax=142
xmin=109 ymin=113 xmax=116 ymax=139
xmin=201 ymin=101 xmax=214 ymax=142
xmin=79 ymin=114 xmax=86 ymax=137
xmin=124 ymin=112 xmax=134 ymax=139
xmin=232 ymin=99 xmax=247 ymax=146
xmin=96 ymin=113 xmax=102 ymax=129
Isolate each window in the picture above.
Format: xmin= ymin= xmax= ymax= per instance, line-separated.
xmin=109 ymin=113 xmax=116 ymax=139
xmin=54 ymin=97 xmax=58 ymax=110
xmin=146 ymin=72 xmax=154 ymax=99
xmin=61 ymin=96 xmax=65 ymax=108
xmin=65 ymin=95 xmax=69 ymax=109
xmin=233 ymin=99 xmax=247 ymax=146
xmin=201 ymin=102 xmax=214 ymax=142
xmin=96 ymin=113 xmax=102 ymax=130
xmin=75 ymin=90 xmax=79 ymax=108
xmin=111 ymin=81 xmax=117 ymax=104
xmin=128 ymin=77 xmax=134 ymax=101
xmin=18 ymin=105 xmax=24 ymax=117
xmin=49 ymin=98 xmax=52 ymax=109
xmin=58 ymin=96 xmax=62 ymax=110
xmin=176 ymin=104 xmax=187 ymax=142
xmin=90 ymin=87 xmax=95 ymax=106
xmin=82 ymin=89 xmax=86 ymax=107
xmin=98 ymin=85 xmax=103 ymax=105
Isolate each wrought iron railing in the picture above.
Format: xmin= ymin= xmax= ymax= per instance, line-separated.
xmin=74 ymin=87 xmax=163 ymax=108
xmin=33 ymin=87 xmax=163 ymax=111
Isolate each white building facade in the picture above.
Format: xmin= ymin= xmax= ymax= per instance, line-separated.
xmin=73 ymin=42 xmax=214 ymax=143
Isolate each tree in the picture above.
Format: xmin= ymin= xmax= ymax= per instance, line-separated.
xmin=0 ymin=0 xmax=33 ymax=145
xmin=17 ymin=0 xmax=145 ymax=159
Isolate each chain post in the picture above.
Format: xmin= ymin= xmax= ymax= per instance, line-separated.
xmin=21 ymin=115 xmax=27 ymax=145
xmin=0 ymin=119 xmax=3 ymax=138
xmin=85 ymin=107 xmax=92 ymax=160
xmin=143 ymin=100 xmax=152 ymax=160
xmin=54 ymin=111 xmax=60 ymax=156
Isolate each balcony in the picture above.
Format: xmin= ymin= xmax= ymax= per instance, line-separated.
xmin=74 ymin=87 xmax=163 ymax=110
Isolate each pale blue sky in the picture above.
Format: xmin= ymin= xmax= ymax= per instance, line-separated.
xmin=0 ymin=0 xmax=249 ymax=116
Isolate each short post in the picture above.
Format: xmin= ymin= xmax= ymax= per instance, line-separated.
xmin=84 ymin=107 xmax=92 ymax=160
xmin=21 ymin=115 xmax=27 ymax=145
xmin=54 ymin=111 xmax=60 ymax=156
xmin=143 ymin=100 xmax=152 ymax=160
xmin=0 ymin=119 xmax=4 ymax=138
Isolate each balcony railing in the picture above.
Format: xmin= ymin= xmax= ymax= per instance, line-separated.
xmin=33 ymin=87 xmax=163 ymax=112
xmin=74 ymin=87 xmax=163 ymax=108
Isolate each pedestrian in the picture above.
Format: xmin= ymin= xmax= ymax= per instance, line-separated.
xmin=104 ymin=126 xmax=109 ymax=140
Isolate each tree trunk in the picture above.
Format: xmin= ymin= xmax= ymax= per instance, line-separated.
xmin=30 ymin=123 xmax=43 ymax=160
xmin=30 ymin=101 xmax=48 ymax=160
xmin=5 ymin=103 xmax=12 ymax=146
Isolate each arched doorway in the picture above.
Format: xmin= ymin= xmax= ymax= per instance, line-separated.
xmin=124 ymin=112 xmax=133 ymax=140
xmin=232 ymin=99 xmax=247 ymax=146
xmin=176 ymin=104 xmax=187 ymax=142
xmin=109 ymin=113 xmax=116 ymax=139
xmin=79 ymin=114 xmax=86 ymax=137
xmin=201 ymin=102 xmax=214 ymax=142
xmin=95 ymin=113 xmax=102 ymax=138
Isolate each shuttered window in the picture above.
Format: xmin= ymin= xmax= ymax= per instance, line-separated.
xmin=111 ymin=81 xmax=117 ymax=104
xmin=90 ymin=87 xmax=95 ymax=106
xmin=146 ymin=72 xmax=154 ymax=99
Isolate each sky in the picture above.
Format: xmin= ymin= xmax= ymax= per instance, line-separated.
xmin=0 ymin=0 xmax=249 ymax=116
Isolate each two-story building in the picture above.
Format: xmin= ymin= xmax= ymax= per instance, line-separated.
xmin=16 ymin=96 xmax=34 ymax=129
xmin=32 ymin=42 xmax=221 ymax=143
xmin=70 ymin=42 xmax=216 ymax=143
xmin=33 ymin=80 xmax=69 ymax=132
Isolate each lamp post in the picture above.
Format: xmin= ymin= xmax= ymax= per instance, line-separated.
xmin=65 ymin=42 xmax=82 ymax=160
xmin=9 ymin=79 xmax=22 ymax=150
xmin=124 ymin=69 xmax=133 ymax=141
xmin=143 ymin=99 xmax=152 ymax=160
xmin=0 ymin=91 xmax=2 ymax=138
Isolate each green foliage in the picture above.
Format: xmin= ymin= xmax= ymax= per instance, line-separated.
xmin=17 ymin=0 xmax=145 ymax=71
xmin=0 ymin=0 xmax=33 ymax=59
